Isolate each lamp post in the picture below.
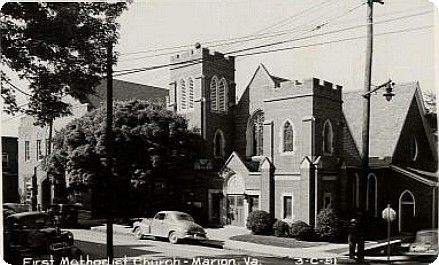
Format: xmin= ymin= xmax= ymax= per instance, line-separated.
xmin=361 ymin=79 xmax=395 ymax=209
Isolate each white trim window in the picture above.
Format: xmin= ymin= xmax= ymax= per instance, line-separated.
xmin=46 ymin=139 xmax=51 ymax=155
xmin=36 ymin=140 xmax=43 ymax=160
xmin=353 ymin=173 xmax=360 ymax=208
xmin=323 ymin=119 xmax=334 ymax=155
xmin=188 ymin=77 xmax=194 ymax=109
xmin=281 ymin=193 xmax=294 ymax=220
xmin=399 ymin=190 xmax=416 ymax=232
xmin=25 ymin=141 xmax=30 ymax=162
xmin=213 ymin=129 xmax=225 ymax=158
xmin=323 ymin=192 xmax=332 ymax=209
xmin=280 ymin=120 xmax=295 ymax=154
xmin=180 ymin=79 xmax=187 ymax=110
xmin=210 ymin=76 xmax=218 ymax=111
xmin=218 ymin=78 xmax=227 ymax=112
xmin=250 ymin=111 xmax=264 ymax=156
xmin=366 ymin=173 xmax=378 ymax=216
xmin=410 ymin=136 xmax=418 ymax=161
xmin=210 ymin=76 xmax=227 ymax=113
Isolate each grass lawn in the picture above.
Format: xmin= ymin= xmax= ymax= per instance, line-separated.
xmin=229 ymin=234 xmax=329 ymax=249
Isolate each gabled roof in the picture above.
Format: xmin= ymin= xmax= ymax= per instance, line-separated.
xmin=246 ymin=63 xmax=289 ymax=89
xmin=87 ymin=79 xmax=168 ymax=109
xmin=223 ymin=151 xmax=261 ymax=172
xmin=390 ymin=165 xmax=438 ymax=187
xmin=342 ymin=82 xmax=419 ymax=159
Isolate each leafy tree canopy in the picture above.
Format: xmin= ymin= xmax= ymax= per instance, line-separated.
xmin=46 ymin=100 xmax=202 ymax=192
xmin=1 ymin=2 xmax=128 ymax=125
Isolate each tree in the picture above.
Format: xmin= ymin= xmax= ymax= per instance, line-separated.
xmin=424 ymin=90 xmax=437 ymax=114
xmin=1 ymin=2 xmax=128 ymax=125
xmin=46 ymin=100 xmax=203 ymax=215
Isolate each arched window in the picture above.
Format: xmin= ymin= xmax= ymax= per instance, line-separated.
xmin=353 ymin=173 xmax=360 ymax=208
xmin=366 ymin=173 xmax=377 ymax=216
xmin=188 ymin=77 xmax=194 ymax=109
xmin=214 ymin=129 xmax=225 ymax=157
xmin=282 ymin=121 xmax=294 ymax=152
xmin=252 ymin=111 xmax=264 ymax=156
xmin=180 ymin=79 xmax=186 ymax=110
xmin=323 ymin=119 xmax=334 ymax=154
xmin=218 ymin=78 xmax=227 ymax=112
xmin=210 ymin=76 xmax=218 ymax=111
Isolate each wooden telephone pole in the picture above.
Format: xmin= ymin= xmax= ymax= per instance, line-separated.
xmin=105 ymin=41 xmax=114 ymax=263
xmin=361 ymin=0 xmax=383 ymax=209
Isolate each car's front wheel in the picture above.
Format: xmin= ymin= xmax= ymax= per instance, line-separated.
xmin=133 ymin=227 xmax=143 ymax=239
xmin=168 ymin=231 xmax=179 ymax=244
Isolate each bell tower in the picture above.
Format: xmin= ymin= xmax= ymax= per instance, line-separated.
xmin=168 ymin=44 xmax=236 ymax=159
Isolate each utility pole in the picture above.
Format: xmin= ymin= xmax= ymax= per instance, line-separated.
xmin=105 ymin=41 xmax=114 ymax=263
xmin=48 ymin=119 xmax=54 ymax=205
xmin=361 ymin=0 xmax=383 ymax=210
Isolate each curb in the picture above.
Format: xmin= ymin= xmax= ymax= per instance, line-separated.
xmin=89 ymin=225 xmax=343 ymax=259
xmin=222 ymin=240 xmax=339 ymax=259
xmin=90 ymin=225 xmax=133 ymax=236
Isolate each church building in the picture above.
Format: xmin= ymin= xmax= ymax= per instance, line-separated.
xmin=168 ymin=45 xmax=438 ymax=233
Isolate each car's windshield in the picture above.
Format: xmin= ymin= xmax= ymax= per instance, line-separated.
xmin=175 ymin=213 xmax=194 ymax=222
xmin=19 ymin=214 xmax=52 ymax=228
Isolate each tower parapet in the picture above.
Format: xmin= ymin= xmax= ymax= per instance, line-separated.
xmin=170 ymin=46 xmax=234 ymax=70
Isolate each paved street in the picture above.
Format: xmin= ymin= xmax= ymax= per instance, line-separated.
xmin=67 ymin=229 xmax=433 ymax=265
xmin=69 ymin=229 xmax=296 ymax=265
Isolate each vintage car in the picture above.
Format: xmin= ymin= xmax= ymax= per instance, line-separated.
xmin=4 ymin=211 xmax=79 ymax=263
xmin=3 ymin=203 xmax=31 ymax=218
xmin=47 ymin=203 xmax=80 ymax=227
xmin=406 ymin=229 xmax=438 ymax=258
xmin=132 ymin=211 xmax=207 ymax=244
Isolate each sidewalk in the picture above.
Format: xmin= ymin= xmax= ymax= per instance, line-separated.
xmin=89 ymin=224 xmax=407 ymax=260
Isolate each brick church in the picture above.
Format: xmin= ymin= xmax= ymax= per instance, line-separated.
xmin=167 ymin=45 xmax=438 ymax=233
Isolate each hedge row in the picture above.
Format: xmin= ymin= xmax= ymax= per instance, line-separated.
xmin=246 ymin=208 xmax=349 ymax=242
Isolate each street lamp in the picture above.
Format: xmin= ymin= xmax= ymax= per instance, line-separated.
xmin=383 ymin=81 xmax=395 ymax=101
xmin=363 ymin=79 xmax=395 ymax=101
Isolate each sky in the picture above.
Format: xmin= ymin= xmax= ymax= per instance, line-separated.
xmin=1 ymin=0 xmax=438 ymax=136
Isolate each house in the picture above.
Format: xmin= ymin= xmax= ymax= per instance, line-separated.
xmin=2 ymin=136 xmax=19 ymax=203
xmin=17 ymin=80 xmax=168 ymax=210
xmin=168 ymin=45 xmax=438 ymax=233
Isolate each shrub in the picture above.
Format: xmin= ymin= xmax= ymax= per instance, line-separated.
xmin=290 ymin=220 xmax=315 ymax=241
xmin=315 ymin=208 xmax=342 ymax=242
xmin=246 ymin=210 xmax=274 ymax=235
xmin=273 ymin=220 xmax=289 ymax=237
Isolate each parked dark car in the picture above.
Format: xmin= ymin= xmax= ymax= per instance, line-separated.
xmin=47 ymin=203 xmax=80 ymax=227
xmin=3 ymin=203 xmax=31 ymax=218
xmin=4 ymin=211 xmax=81 ymax=264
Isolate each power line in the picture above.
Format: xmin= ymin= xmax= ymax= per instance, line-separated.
xmin=113 ymin=11 xmax=431 ymax=76
xmin=112 ymin=24 xmax=432 ymax=79
xmin=225 ymin=1 xmax=366 ymax=60
xmin=2 ymin=78 xmax=32 ymax=97
xmin=118 ymin=0 xmax=338 ymax=57
xmin=220 ymin=0 xmax=342 ymax=53
xmin=226 ymin=10 xmax=431 ymax=55
xmin=118 ymin=6 xmax=428 ymax=64
xmin=234 ymin=25 xmax=432 ymax=57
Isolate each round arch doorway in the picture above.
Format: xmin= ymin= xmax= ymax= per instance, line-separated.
xmin=224 ymin=174 xmax=246 ymax=226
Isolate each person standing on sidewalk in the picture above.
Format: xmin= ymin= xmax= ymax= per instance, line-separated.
xmin=348 ymin=215 xmax=365 ymax=262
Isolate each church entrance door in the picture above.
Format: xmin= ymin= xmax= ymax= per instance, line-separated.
xmin=227 ymin=195 xmax=245 ymax=226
